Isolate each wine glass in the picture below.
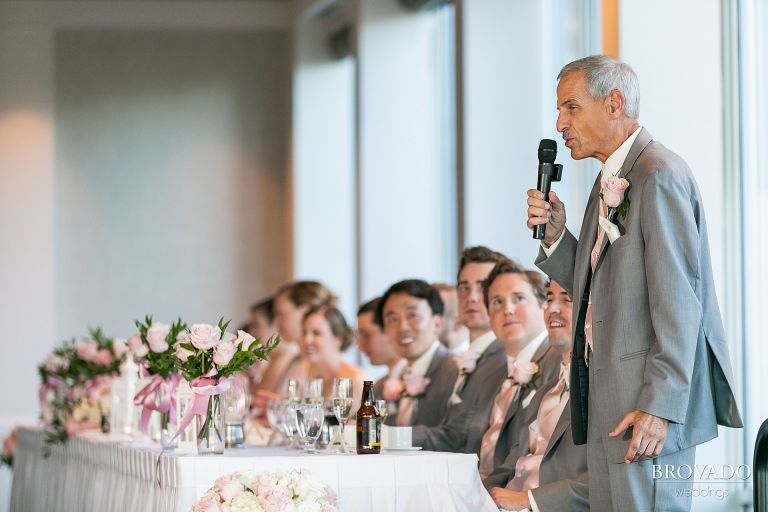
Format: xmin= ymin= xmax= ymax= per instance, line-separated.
xmin=285 ymin=379 xmax=302 ymax=404
xmin=294 ymin=403 xmax=325 ymax=453
xmin=332 ymin=378 xmax=354 ymax=452
xmin=374 ymin=400 xmax=388 ymax=424
xmin=304 ymin=378 xmax=324 ymax=405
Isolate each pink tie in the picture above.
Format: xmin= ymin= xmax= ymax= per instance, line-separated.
xmin=479 ymin=377 xmax=520 ymax=478
xmin=396 ymin=369 xmax=416 ymax=426
xmin=585 ymin=198 xmax=608 ymax=356
xmin=506 ymin=372 xmax=569 ymax=491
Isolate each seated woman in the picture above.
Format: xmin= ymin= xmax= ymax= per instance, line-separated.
xmin=294 ymin=305 xmax=367 ymax=400
xmin=253 ymin=281 xmax=337 ymax=401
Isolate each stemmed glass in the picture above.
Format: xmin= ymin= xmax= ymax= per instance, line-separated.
xmin=332 ymin=378 xmax=354 ymax=452
xmin=294 ymin=403 xmax=325 ymax=453
xmin=374 ymin=400 xmax=388 ymax=424
xmin=304 ymin=378 xmax=324 ymax=405
xmin=285 ymin=379 xmax=302 ymax=404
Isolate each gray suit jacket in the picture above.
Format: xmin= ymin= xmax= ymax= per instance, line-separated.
xmin=386 ymin=344 xmax=458 ymax=427
xmin=536 ymin=128 xmax=742 ymax=462
xmin=484 ymin=373 xmax=589 ymax=511
xmin=493 ymin=340 xmax=561 ymax=468
xmin=412 ymin=340 xmax=508 ymax=455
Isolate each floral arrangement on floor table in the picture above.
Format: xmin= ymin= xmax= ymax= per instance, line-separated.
xmin=172 ymin=319 xmax=279 ymax=453
xmin=38 ymin=327 xmax=126 ymax=446
xmin=130 ymin=316 xmax=187 ymax=437
xmin=193 ymin=468 xmax=338 ymax=512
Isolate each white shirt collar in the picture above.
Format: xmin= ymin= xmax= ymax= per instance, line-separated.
xmin=405 ymin=340 xmax=441 ymax=377
xmin=602 ymin=125 xmax=643 ymax=179
xmin=505 ymin=330 xmax=548 ymax=370
xmin=388 ymin=358 xmax=407 ymax=379
xmin=560 ymin=361 xmax=571 ymax=390
xmin=448 ymin=340 xmax=471 ymax=355
xmin=466 ymin=330 xmax=496 ymax=357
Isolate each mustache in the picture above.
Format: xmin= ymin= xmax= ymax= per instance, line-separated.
xmin=561 ymin=130 xmax=570 ymax=140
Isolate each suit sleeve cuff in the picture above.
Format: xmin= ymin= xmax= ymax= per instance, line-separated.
xmin=528 ymin=490 xmax=540 ymax=512
xmin=541 ymin=229 xmax=565 ymax=257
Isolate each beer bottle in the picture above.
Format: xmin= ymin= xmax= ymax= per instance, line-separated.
xmin=356 ymin=380 xmax=381 ymax=454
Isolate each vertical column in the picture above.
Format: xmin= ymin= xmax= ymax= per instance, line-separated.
xmin=355 ymin=0 xmax=456 ymax=299
xmin=292 ymin=10 xmax=357 ymax=315
xmin=0 ymin=28 xmax=55 ymax=421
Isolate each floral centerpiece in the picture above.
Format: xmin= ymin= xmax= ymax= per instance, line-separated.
xmin=130 ymin=316 xmax=187 ymax=445
xmin=38 ymin=327 xmax=126 ymax=447
xmin=192 ymin=468 xmax=337 ymax=512
xmin=173 ymin=319 xmax=279 ymax=454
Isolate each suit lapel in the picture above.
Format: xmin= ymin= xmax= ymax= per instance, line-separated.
xmin=572 ymin=176 xmax=601 ymax=327
xmin=501 ymin=339 xmax=552 ymax=428
xmin=543 ymin=398 xmax=571 ymax=458
xmin=415 ymin=344 xmax=446 ymax=423
xmin=592 ymin=128 xmax=654 ymax=275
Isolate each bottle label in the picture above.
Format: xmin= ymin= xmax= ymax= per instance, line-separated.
xmin=360 ymin=416 xmax=381 ymax=448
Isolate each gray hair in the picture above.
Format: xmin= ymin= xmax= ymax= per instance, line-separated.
xmin=558 ymin=55 xmax=640 ymax=119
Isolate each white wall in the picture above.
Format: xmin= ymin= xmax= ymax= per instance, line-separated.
xmin=462 ymin=0 xmax=597 ymax=266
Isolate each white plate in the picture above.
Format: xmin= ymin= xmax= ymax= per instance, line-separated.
xmin=382 ymin=446 xmax=422 ymax=451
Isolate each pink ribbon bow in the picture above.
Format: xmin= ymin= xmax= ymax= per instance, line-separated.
xmin=133 ymin=370 xmax=181 ymax=436
xmin=171 ymin=369 xmax=245 ymax=441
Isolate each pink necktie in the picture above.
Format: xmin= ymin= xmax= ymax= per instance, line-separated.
xmin=585 ymin=198 xmax=608 ymax=356
xmin=506 ymin=373 xmax=569 ymax=491
xmin=396 ymin=370 xmax=416 ymax=426
xmin=479 ymin=377 xmax=520 ymax=478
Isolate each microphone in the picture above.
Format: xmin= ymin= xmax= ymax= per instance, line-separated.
xmin=533 ymin=139 xmax=563 ymax=240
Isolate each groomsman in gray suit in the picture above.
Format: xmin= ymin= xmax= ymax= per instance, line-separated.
xmin=527 ymin=55 xmax=743 ymax=511
xmin=376 ymin=279 xmax=458 ymax=427
xmin=477 ymin=260 xmax=561 ymax=479
xmin=356 ymin=297 xmax=405 ymax=400
xmin=412 ymin=246 xmax=509 ymax=455
xmin=485 ymin=280 xmax=588 ymax=512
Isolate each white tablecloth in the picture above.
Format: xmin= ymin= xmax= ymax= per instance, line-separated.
xmin=10 ymin=428 xmax=498 ymax=512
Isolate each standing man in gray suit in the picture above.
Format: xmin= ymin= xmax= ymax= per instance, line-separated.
xmin=412 ymin=246 xmax=509 ymax=455
xmin=376 ymin=279 xmax=458 ymax=427
xmin=527 ymin=55 xmax=743 ymax=511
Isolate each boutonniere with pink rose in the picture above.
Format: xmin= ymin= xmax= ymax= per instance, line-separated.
xmin=506 ymin=360 xmax=540 ymax=391
xmin=454 ymin=351 xmax=480 ymax=376
xmin=382 ymin=374 xmax=432 ymax=401
xmin=599 ymin=176 xmax=631 ymax=220
xmin=172 ymin=319 xmax=279 ymax=451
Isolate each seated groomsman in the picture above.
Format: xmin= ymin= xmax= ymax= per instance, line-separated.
xmin=412 ymin=246 xmax=509 ymax=455
xmin=432 ymin=283 xmax=470 ymax=354
xmin=376 ymin=279 xmax=458 ymax=427
xmin=478 ymin=260 xmax=561 ymax=479
xmin=356 ymin=297 xmax=406 ymax=399
xmin=485 ymin=280 xmax=588 ymax=511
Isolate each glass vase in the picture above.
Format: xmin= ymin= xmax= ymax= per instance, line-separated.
xmin=196 ymin=394 xmax=224 ymax=455
xmin=158 ymin=384 xmax=178 ymax=450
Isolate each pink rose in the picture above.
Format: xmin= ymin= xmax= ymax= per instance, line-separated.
xmin=112 ymin=338 xmax=129 ymax=358
xmin=77 ymin=340 xmax=99 ymax=361
xmin=192 ymin=492 xmax=222 ymax=512
xmin=213 ymin=474 xmax=243 ymax=502
xmin=235 ymin=330 xmax=256 ymax=350
xmin=147 ymin=323 xmax=170 ymax=353
xmin=601 ymin=176 xmax=630 ymax=208
xmin=403 ymin=374 xmax=430 ymax=397
xmin=128 ymin=334 xmax=148 ymax=359
xmin=383 ymin=378 xmax=404 ymax=401
xmin=509 ymin=360 xmax=538 ymax=384
xmin=454 ymin=352 xmax=479 ymax=374
xmin=213 ymin=339 xmax=237 ymax=367
xmin=93 ymin=349 xmax=113 ymax=366
xmin=174 ymin=341 xmax=195 ymax=362
xmin=45 ymin=354 xmax=67 ymax=372
xmin=261 ymin=486 xmax=292 ymax=512
xmin=189 ymin=324 xmax=221 ymax=351
xmin=323 ymin=485 xmax=338 ymax=506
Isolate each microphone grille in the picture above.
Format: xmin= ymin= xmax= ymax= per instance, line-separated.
xmin=538 ymin=139 xmax=557 ymax=164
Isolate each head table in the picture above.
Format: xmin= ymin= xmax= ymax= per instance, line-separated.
xmin=10 ymin=428 xmax=498 ymax=512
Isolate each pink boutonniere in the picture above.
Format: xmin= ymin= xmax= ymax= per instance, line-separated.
xmin=507 ymin=361 xmax=540 ymax=390
xmin=454 ymin=352 xmax=480 ymax=376
xmin=383 ymin=378 xmax=404 ymax=401
xmin=600 ymin=176 xmax=631 ymax=219
xmin=403 ymin=374 xmax=431 ymax=397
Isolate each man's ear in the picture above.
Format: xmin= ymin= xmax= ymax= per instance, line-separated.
xmin=433 ymin=315 xmax=443 ymax=335
xmin=608 ymin=89 xmax=625 ymax=117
